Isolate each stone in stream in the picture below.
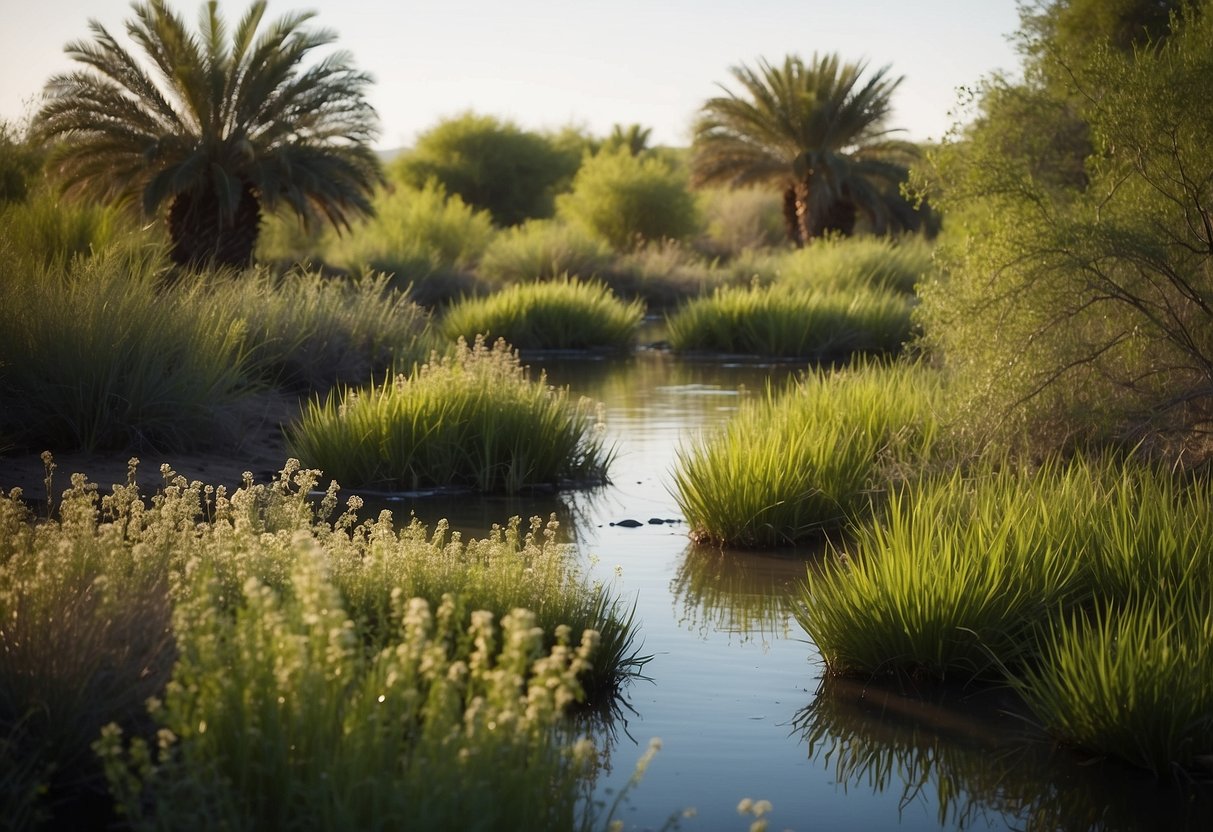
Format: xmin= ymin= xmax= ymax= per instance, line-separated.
xmin=610 ymin=519 xmax=644 ymax=528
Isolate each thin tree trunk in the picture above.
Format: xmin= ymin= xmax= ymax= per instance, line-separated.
xmin=781 ymin=186 xmax=803 ymax=247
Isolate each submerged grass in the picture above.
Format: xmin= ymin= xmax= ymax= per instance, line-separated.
xmin=799 ymin=456 xmax=1213 ymax=775
xmin=3 ymin=459 xmax=642 ymax=827
xmin=672 ymin=362 xmax=940 ymax=547
xmin=289 ymin=336 xmax=613 ymax=493
xmin=666 ymin=283 xmax=913 ymax=358
xmin=439 ymin=278 xmax=644 ymax=350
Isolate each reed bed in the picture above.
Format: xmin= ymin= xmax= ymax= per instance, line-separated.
xmin=665 ymin=283 xmax=913 ymax=358
xmin=3 ymin=458 xmax=641 ymax=826
xmin=439 ymin=278 xmax=643 ymax=350
xmin=672 ymin=362 xmax=940 ymax=547
xmin=799 ymin=457 xmax=1213 ymax=775
xmin=289 ymin=336 xmax=613 ymax=492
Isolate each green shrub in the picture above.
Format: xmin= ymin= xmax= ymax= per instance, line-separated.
xmin=697 ymin=186 xmax=785 ymax=255
xmin=672 ymin=362 xmax=940 ymax=547
xmin=0 ymin=246 xmax=250 ymax=452
xmin=0 ymin=191 xmax=136 ymax=265
xmin=440 ymin=279 xmax=643 ymax=351
xmin=666 ymin=283 xmax=913 ymax=358
xmin=289 ymin=337 xmax=613 ymax=493
xmin=478 ymin=219 xmax=613 ymax=283
xmin=396 ymin=113 xmax=582 ymax=226
xmin=557 ymin=149 xmax=700 ymax=250
xmin=0 ymin=121 xmax=44 ymax=204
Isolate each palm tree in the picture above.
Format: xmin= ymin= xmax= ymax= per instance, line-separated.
xmin=33 ymin=0 xmax=382 ymax=268
xmin=692 ymin=53 xmax=920 ymax=246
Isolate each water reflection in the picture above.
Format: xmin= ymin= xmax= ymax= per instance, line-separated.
xmin=796 ymin=676 xmax=1213 ymax=831
xmin=670 ymin=544 xmax=810 ymax=644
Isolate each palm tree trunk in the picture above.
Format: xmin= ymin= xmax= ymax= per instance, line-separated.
xmin=782 ymin=186 xmax=803 ymax=247
xmin=168 ymin=183 xmax=261 ymax=269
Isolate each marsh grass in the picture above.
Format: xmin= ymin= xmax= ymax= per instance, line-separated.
xmin=3 ymin=458 xmax=641 ymax=826
xmin=217 ymin=267 xmax=434 ymax=390
xmin=478 ymin=219 xmax=613 ymax=283
xmin=440 ymin=278 xmax=644 ymax=350
xmin=289 ymin=336 xmax=613 ymax=493
xmin=0 ymin=246 xmax=250 ymax=452
xmin=666 ymin=283 xmax=913 ymax=358
xmin=0 ymin=192 xmax=136 ymax=265
xmin=672 ymin=362 xmax=940 ymax=547
xmin=800 ymin=457 xmax=1213 ymax=774
xmin=773 ymin=236 xmax=934 ymax=294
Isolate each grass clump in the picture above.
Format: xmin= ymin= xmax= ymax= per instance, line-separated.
xmin=440 ymin=278 xmax=643 ymax=351
xmin=774 ymin=236 xmax=934 ymax=294
xmin=218 ymin=267 xmax=433 ymax=390
xmin=666 ymin=283 xmax=913 ymax=358
xmin=3 ymin=459 xmax=641 ymax=826
xmin=478 ymin=219 xmax=613 ymax=283
xmin=0 ymin=192 xmax=137 ymax=266
xmin=799 ymin=457 xmax=1213 ymax=775
xmin=672 ymin=362 xmax=940 ymax=547
xmin=289 ymin=336 xmax=613 ymax=493
xmin=0 ymin=246 xmax=250 ymax=452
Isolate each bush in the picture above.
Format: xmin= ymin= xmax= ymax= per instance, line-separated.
xmin=697 ymin=186 xmax=785 ymax=255
xmin=666 ymin=283 xmax=913 ymax=358
xmin=0 ymin=121 xmax=44 ymax=204
xmin=672 ymin=362 xmax=940 ymax=546
xmin=0 ymin=191 xmax=136 ymax=265
xmin=478 ymin=219 xmax=613 ymax=284
xmin=439 ymin=279 xmax=643 ymax=351
xmin=396 ymin=113 xmax=582 ymax=226
xmin=774 ymin=236 xmax=934 ymax=294
xmin=557 ymin=149 xmax=700 ymax=250
xmin=288 ymin=337 xmax=613 ymax=493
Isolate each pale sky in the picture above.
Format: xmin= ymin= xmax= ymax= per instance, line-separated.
xmin=1 ymin=0 xmax=1023 ymax=150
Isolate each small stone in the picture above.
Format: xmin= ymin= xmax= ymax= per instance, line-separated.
xmin=611 ymin=519 xmax=644 ymax=528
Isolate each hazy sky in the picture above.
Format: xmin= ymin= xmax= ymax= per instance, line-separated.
xmin=1 ymin=0 xmax=1023 ymax=149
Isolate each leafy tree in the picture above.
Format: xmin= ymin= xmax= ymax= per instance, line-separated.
xmin=691 ymin=53 xmax=922 ymax=247
xmin=396 ymin=113 xmax=582 ymax=227
xmin=916 ymin=0 xmax=1213 ymax=457
xmin=33 ymin=0 xmax=382 ymax=269
xmin=557 ymin=148 xmax=699 ymax=250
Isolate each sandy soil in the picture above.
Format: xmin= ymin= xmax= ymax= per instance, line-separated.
xmin=0 ymin=392 xmax=302 ymax=502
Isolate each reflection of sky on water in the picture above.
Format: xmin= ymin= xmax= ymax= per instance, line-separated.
xmin=356 ymin=351 xmax=1213 ymax=831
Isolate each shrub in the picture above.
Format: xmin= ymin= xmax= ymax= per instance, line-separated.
xmin=0 ymin=191 xmax=136 ymax=265
xmin=0 ymin=121 xmax=44 ymax=204
xmin=288 ymin=337 xmax=612 ymax=493
xmin=478 ymin=219 xmax=613 ymax=284
xmin=672 ymin=362 xmax=940 ymax=547
xmin=557 ymin=149 xmax=700 ymax=250
xmin=0 ymin=246 xmax=250 ymax=452
xmin=666 ymin=283 xmax=913 ymax=358
xmin=396 ymin=113 xmax=582 ymax=226
xmin=774 ymin=236 xmax=934 ymax=294
xmin=697 ymin=186 xmax=785 ymax=256
xmin=439 ymin=279 xmax=643 ymax=351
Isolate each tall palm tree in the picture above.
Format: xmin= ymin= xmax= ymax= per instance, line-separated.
xmin=692 ymin=54 xmax=920 ymax=246
xmin=33 ymin=0 xmax=382 ymax=268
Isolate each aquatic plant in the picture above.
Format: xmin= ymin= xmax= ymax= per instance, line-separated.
xmin=666 ymin=283 xmax=912 ymax=358
xmin=672 ymin=362 xmax=940 ymax=547
xmin=440 ymin=278 xmax=643 ymax=350
xmin=289 ymin=336 xmax=613 ymax=492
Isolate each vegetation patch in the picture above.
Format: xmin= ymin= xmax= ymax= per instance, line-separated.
xmin=666 ymin=283 xmax=913 ymax=359
xmin=1 ymin=459 xmax=640 ymax=827
xmin=799 ymin=456 xmax=1213 ymax=775
xmin=672 ymin=362 xmax=939 ymax=547
xmin=440 ymin=278 xmax=643 ymax=351
xmin=289 ymin=336 xmax=613 ymax=493
xmin=478 ymin=219 xmax=613 ymax=284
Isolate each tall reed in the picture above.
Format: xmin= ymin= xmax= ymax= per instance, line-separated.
xmin=289 ymin=336 xmax=613 ymax=493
